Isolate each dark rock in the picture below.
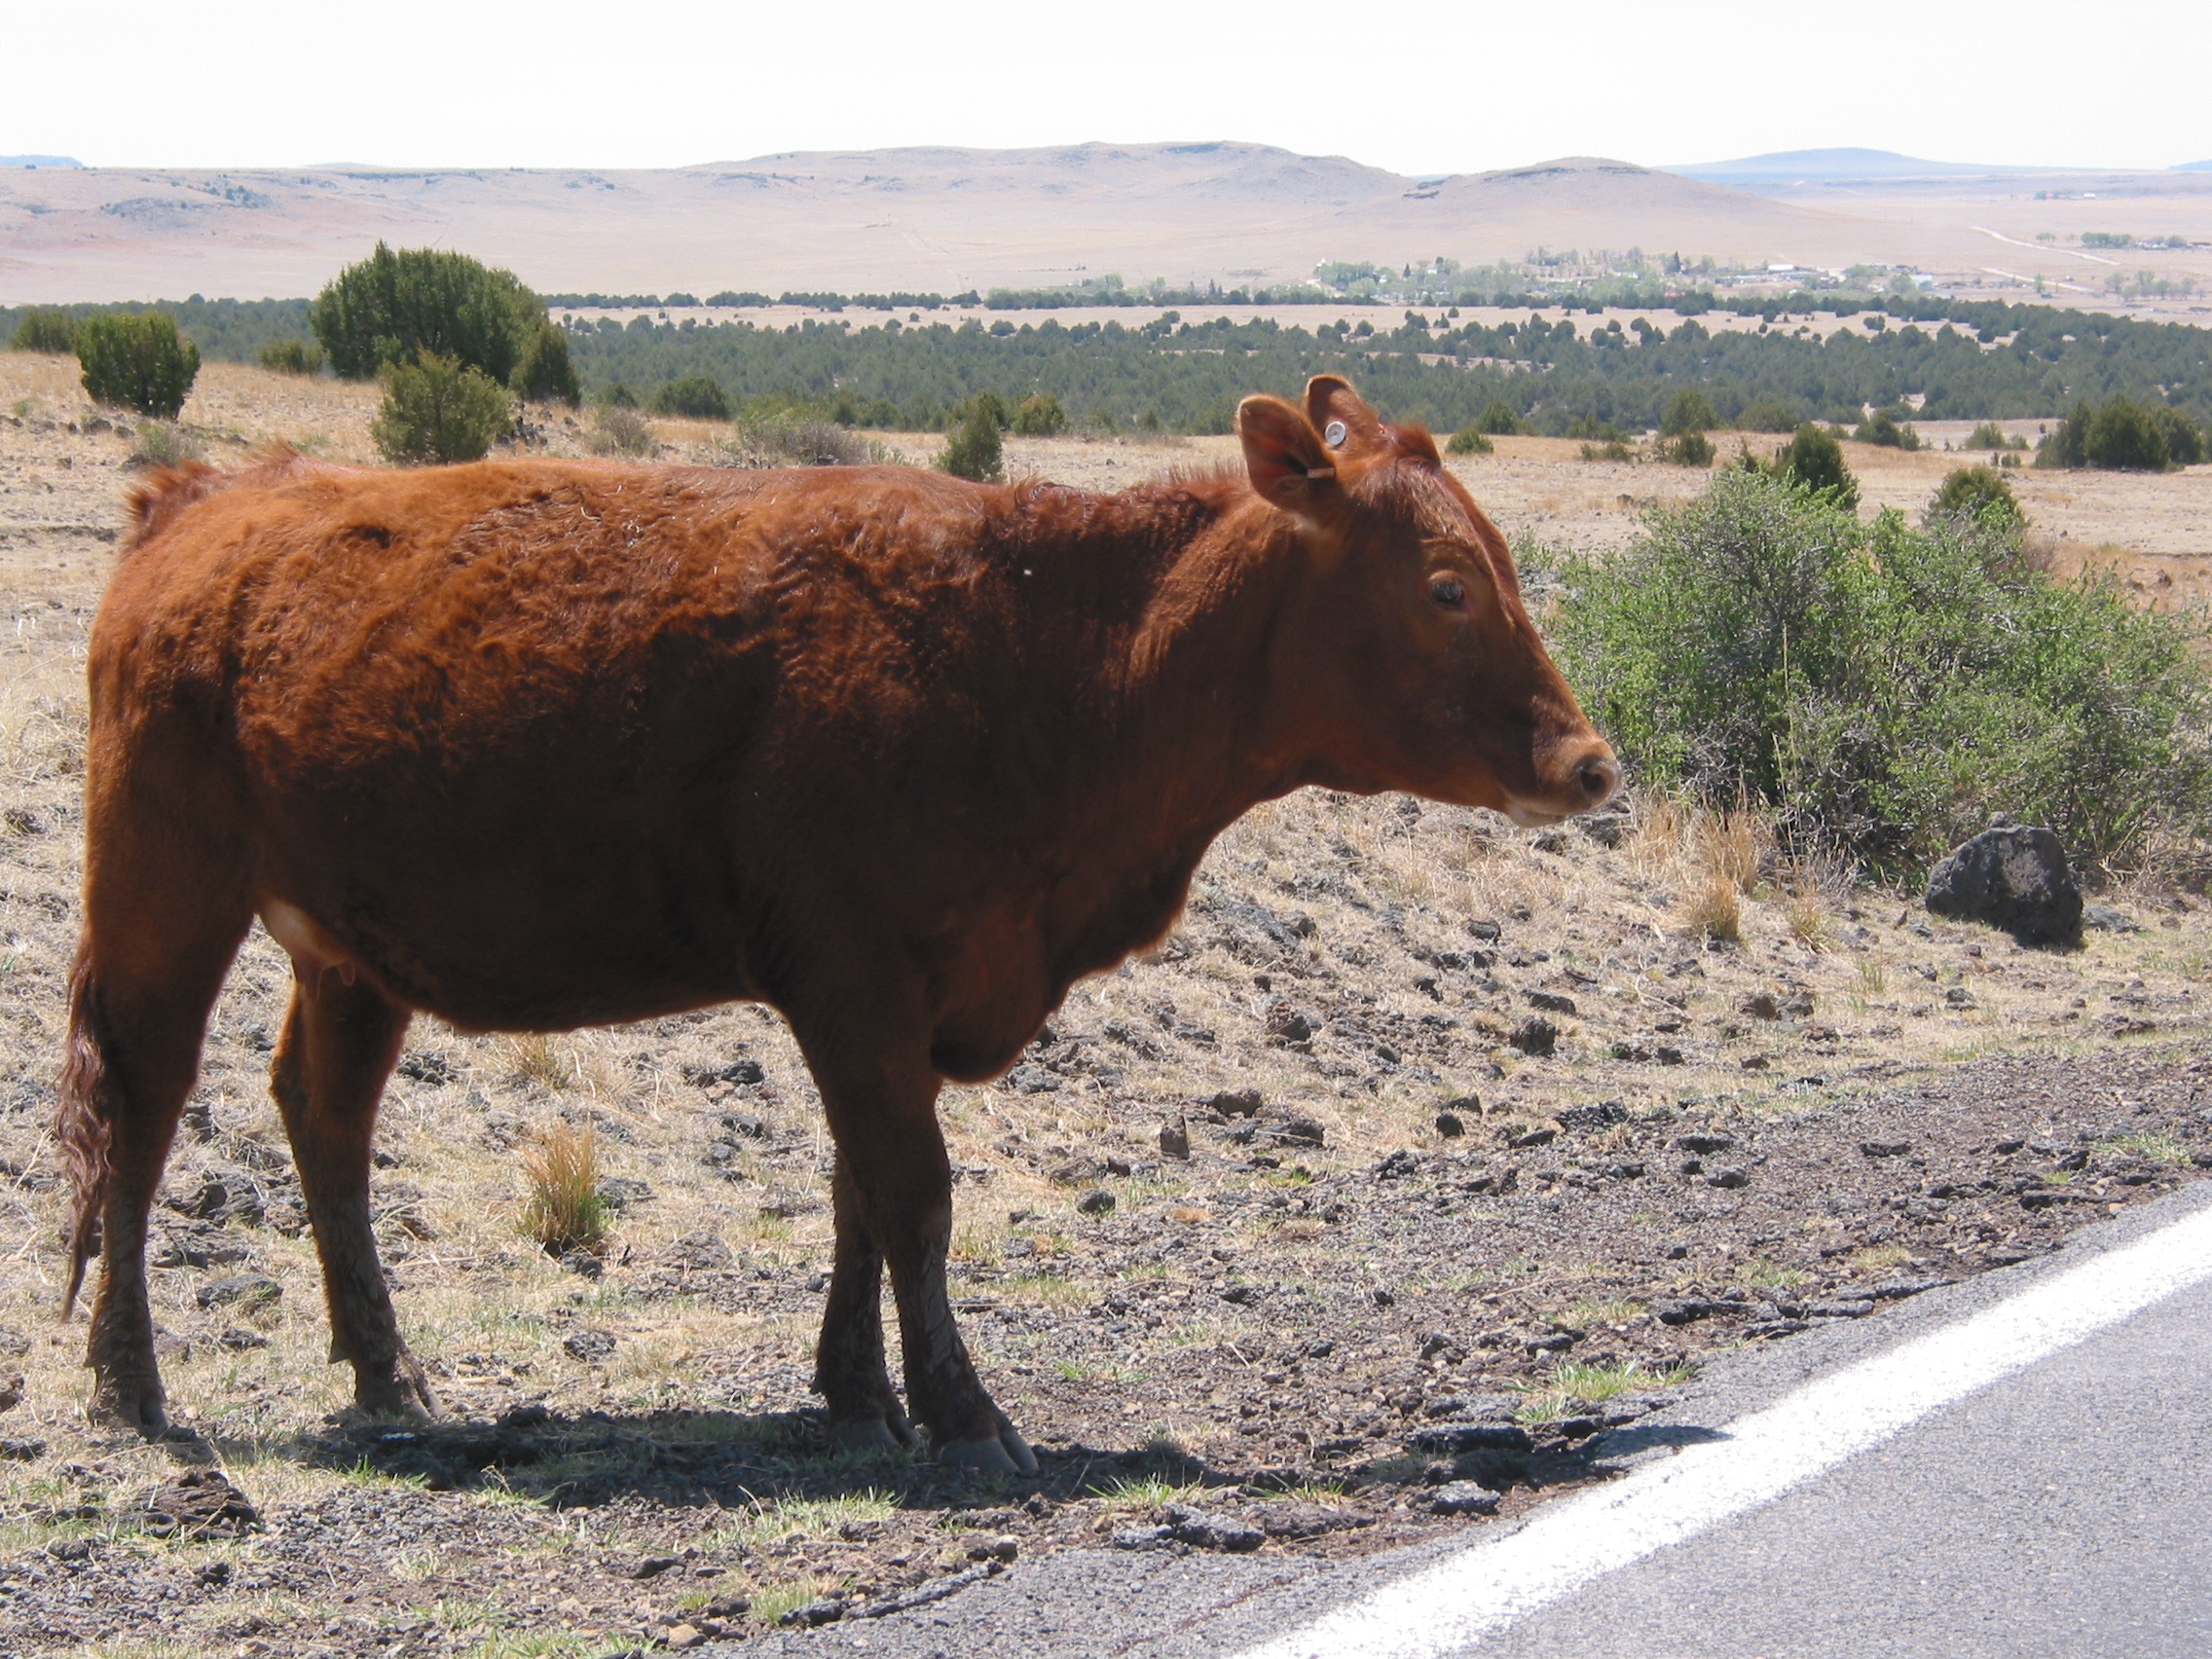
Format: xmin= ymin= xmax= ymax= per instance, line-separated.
xmin=154 ymin=1224 xmax=252 ymax=1271
xmin=1265 ymin=1111 xmax=1327 ymax=1147
xmin=1925 ymin=823 xmax=2083 ymax=945
xmin=1113 ymin=1525 xmax=1173 ymax=1549
xmin=1373 ymin=1149 xmax=1421 ymax=1180
xmin=1047 ymin=1157 xmax=1100 ymax=1186
xmin=215 ymin=1327 xmax=269 ymax=1350
xmin=1508 ymin=1017 xmax=1558 ymax=1057
xmin=1007 ymin=1062 xmax=1061 ymax=1094
xmin=683 ymin=1057 xmax=765 ymax=1088
xmin=1510 ymin=1126 xmax=1557 ymax=1149
xmin=1705 ymin=1166 xmax=1751 ymax=1190
xmin=1160 ymin=1116 xmax=1191 ymax=1160
xmin=195 ymin=1273 xmax=280 ymax=1310
xmin=1434 ymin=1111 xmax=1466 ymax=1138
xmin=1869 ymin=1276 xmax=1955 ymax=1300
xmin=1076 ymin=1188 xmax=1117 ymax=1216
xmin=1407 ymin=1421 xmax=1532 ymax=1455
xmin=1209 ymin=1088 xmax=1265 ymax=1118
xmin=1526 ymin=990 xmax=1577 ymax=1016
xmin=1655 ymin=1297 xmax=1748 ymax=1325
xmin=1675 ymin=1133 xmax=1735 ymax=1155
xmin=2083 ymin=903 xmax=2139 ymax=933
xmin=558 ymin=1249 xmax=604 ymax=1278
xmin=137 ymin=1469 xmax=261 ymax=1538
xmin=1861 ymin=1139 xmax=1912 ymax=1158
xmin=0 ymin=1436 xmax=46 ymax=1460
xmin=596 ymin=1176 xmax=654 ymax=1211
xmin=1808 ymin=1298 xmax=1876 ymax=1319
xmin=0 ymin=1330 xmax=31 ymax=1361
xmin=630 ymin=1554 xmax=682 ymax=1578
xmin=780 ymin=1600 xmax=847 ymax=1628
xmin=1739 ymin=991 xmax=1781 ymax=1020
xmin=395 ymin=1051 xmax=455 ymax=1086
xmin=1166 ymin=1505 xmax=1265 ymax=1552
xmin=563 ymin=1329 xmax=617 ymax=1362
xmin=1264 ymin=1003 xmax=1318 ymax=1043
xmin=1429 ymin=1480 xmax=1502 ymax=1516
xmin=1221 ymin=1284 xmax=1266 ymax=1306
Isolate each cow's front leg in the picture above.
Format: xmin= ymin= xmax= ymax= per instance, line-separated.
xmin=812 ymin=1156 xmax=914 ymax=1453
xmin=803 ymin=1033 xmax=1035 ymax=1477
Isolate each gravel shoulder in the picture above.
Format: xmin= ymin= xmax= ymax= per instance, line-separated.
xmin=3 ymin=359 xmax=2210 ymax=1658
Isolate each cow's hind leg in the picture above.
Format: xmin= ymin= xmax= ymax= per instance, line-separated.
xmin=270 ymin=976 xmax=435 ymax=1419
xmin=61 ymin=900 xmax=252 ymax=1434
xmin=806 ymin=1044 xmax=1035 ymax=1476
xmin=812 ymin=1156 xmax=915 ymax=1453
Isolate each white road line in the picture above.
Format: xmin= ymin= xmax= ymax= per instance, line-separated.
xmin=1971 ymin=225 xmax=2120 ymax=266
xmin=1230 ymin=1198 xmax=2212 ymax=1659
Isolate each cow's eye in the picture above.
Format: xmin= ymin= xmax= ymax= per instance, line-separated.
xmin=1429 ymin=574 xmax=1467 ymax=608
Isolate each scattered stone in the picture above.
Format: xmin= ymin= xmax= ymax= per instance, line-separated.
xmin=558 ymin=1249 xmax=604 ymax=1278
xmin=1510 ymin=1126 xmax=1556 ymax=1149
xmin=0 ymin=1330 xmax=29 ymax=1361
xmin=1435 ymin=1111 xmax=1466 ymax=1138
xmin=1526 ymin=990 xmax=1577 ymax=1015
xmin=136 ymin=1469 xmax=261 ymax=1538
xmin=2083 ymin=904 xmax=2140 ymax=933
xmin=1113 ymin=1525 xmax=1173 ymax=1549
xmin=596 ymin=1176 xmax=654 ymax=1211
xmin=195 ymin=1273 xmax=280 ymax=1311
xmin=1870 ymin=1276 xmax=1956 ymax=1300
xmin=1559 ymin=1101 xmax=1628 ymax=1134
xmin=1655 ymin=1297 xmax=1747 ymax=1326
xmin=1924 ymin=821 xmax=2083 ymax=946
xmin=1407 ymin=1422 xmax=1532 ymax=1455
xmin=1210 ymin=1088 xmax=1265 ymax=1117
xmin=665 ymin=1626 xmax=706 ymax=1650
xmin=0 ymin=1436 xmax=46 ymax=1460
xmin=1508 ymin=1017 xmax=1558 ymax=1057
xmin=1048 ymin=1157 xmax=1100 ymax=1186
xmin=1161 ymin=1116 xmax=1191 ymax=1160
xmin=683 ymin=1057 xmax=764 ymax=1087
xmin=1007 ymin=1062 xmax=1061 ymax=1093
xmin=663 ymin=1231 xmax=733 ymax=1272
xmin=395 ymin=1051 xmax=455 ymax=1086
xmin=1675 ymin=1133 xmax=1735 ymax=1155
xmin=1807 ymin=1298 xmax=1876 ymax=1319
xmin=215 ymin=1328 xmax=269 ymax=1351
xmin=1265 ymin=1111 xmax=1327 ymax=1147
xmin=1166 ymin=1505 xmax=1265 ymax=1552
xmin=1373 ymin=1149 xmax=1421 ymax=1179
xmin=780 ymin=1599 xmax=847 ymax=1627
xmin=630 ymin=1554 xmax=682 ymax=1579
xmin=1264 ymin=1004 xmax=1318 ymax=1043
xmin=1705 ymin=1166 xmax=1751 ymax=1189
xmin=563 ymin=1329 xmax=617 ymax=1362
xmin=1739 ymin=991 xmax=1781 ymax=1020
xmin=1076 ymin=1188 xmax=1116 ymax=1216
xmin=1861 ymin=1139 xmax=1912 ymax=1158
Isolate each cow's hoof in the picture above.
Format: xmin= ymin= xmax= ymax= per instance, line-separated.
xmin=831 ymin=1413 xmax=916 ymax=1456
xmin=356 ymin=1356 xmax=439 ymax=1422
xmin=90 ymin=1374 xmax=169 ymax=1438
xmin=938 ymin=1423 xmax=1039 ymax=1477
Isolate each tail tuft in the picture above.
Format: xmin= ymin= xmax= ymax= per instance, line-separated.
xmin=56 ymin=947 xmax=113 ymax=1315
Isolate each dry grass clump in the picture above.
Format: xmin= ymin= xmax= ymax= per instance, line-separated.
xmin=518 ymin=1120 xmax=608 ymax=1257
xmin=585 ymin=405 xmax=656 ymax=458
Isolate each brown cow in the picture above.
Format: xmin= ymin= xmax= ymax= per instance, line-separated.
xmin=58 ymin=376 xmax=1614 ymax=1472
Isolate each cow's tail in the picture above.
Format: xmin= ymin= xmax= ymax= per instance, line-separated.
xmin=56 ymin=945 xmax=114 ymax=1315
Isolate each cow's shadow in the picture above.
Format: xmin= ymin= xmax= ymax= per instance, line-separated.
xmin=239 ymin=1403 xmax=1243 ymax=1514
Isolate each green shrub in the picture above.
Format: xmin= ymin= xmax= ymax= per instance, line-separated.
xmin=10 ymin=308 xmax=78 ymax=354
xmin=1768 ymin=423 xmax=1859 ymax=508
xmin=129 ymin=420 xmax=204 ymax=469
xmin=2040 ymin=397 xmax=2197 ymax=471
xmin=939 ymin=403 xmax=1005 ymax=482
xmin=711 ymin=415 xmax=890 ymax=468
xmin=1012 ymin=392 xmax=1068 ymax=436
xmin=1659 ymin=388 xmax=1717 ymax=436
xmin=1852 ymin=408 xmax=1920 ymax=449
xmin=953 ymin=389 xmax=1013 ymax=430
xmin=77 ymin=313 xmax=201 ymax=419
xmin=650 ymin=375 xmax=731 ymax=419
xmin=1654 ymin=430 xmax=1714 ymax=466
xmin=512 ymin=321 xmax=580 ymax=405
xmin=1474 ymin=398 xmax=1523 ymax=435
xmin=1446 ymin=427 xmax=1493 ymax=456
xmin=1550 ymin=468 xmax=2212 ymax=877
xmin=313 ymin=242 xmax=542 ymax=385
xmin=258 ymin=338 xmax=323 ymax=376
xmin=1927 ymin=465 xmax=2025 ymax=534
xmin=1963 ymin=421 xmax=2023 ymax=451
xmin=370 ymin=351 xmax=512 ymax=465
xmin=1735 ymin=399 xmax=1801 ymax=434
xmin=585 ymin=405 xmax=655 ymax=458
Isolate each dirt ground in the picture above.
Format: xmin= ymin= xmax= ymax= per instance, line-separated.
xmin=3 ymin=358 xmax=2212 ymax=1657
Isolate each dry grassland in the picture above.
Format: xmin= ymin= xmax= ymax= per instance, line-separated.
xmin=1 ymin=358 xmax=2210 ymax=1656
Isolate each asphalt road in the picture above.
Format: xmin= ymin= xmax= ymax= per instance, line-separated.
xmin=723 ymin=1179 xmax=2212 ymax=1659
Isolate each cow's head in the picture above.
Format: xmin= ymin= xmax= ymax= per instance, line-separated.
xmin=1239 ymin=375 xmax=1618 ymax=824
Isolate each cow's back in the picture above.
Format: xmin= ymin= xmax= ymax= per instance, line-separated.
xmin=92 ymin=456 xmax=1014 ymax=1029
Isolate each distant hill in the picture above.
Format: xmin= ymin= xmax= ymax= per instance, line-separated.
xmin=0 ymin=155 xmax=82 ymax=168
xmin=2177 ymin=160 xmax=2212 ymax=172
xmin=1668 ymin=148 xmax=2014 ymax=183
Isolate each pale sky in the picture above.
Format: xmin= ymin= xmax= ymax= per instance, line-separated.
xmin=7 ymin=0 xmax=2207 ymax=175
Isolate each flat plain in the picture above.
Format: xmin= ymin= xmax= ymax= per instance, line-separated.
xmin=2 ymin=358 xmax=2211 ymax=1656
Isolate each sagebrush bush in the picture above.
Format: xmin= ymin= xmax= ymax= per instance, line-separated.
xmin=10 ymin=308 xmax=78 ymax=354
xmin=1653 ymin=430 xmax=1714 ymax=467
xmin=258 ymin=338 xmax=323 ymax=376
xmin=129 ymin=421 xmax=204 ymax=469
xmin=939 ymin=404 xmax=1005 ymax=482
xmin=712 ymin=415 xmax=888 ymax=469
xmin=1550 ymin=467 xmax=2212 ymax=878
xmin=585 ymin=405 xmax=655 ymax=458
xmin=1852 ymin=408 xmax=1920 ymax=450
xmin=1446 ymin=427 xmax=1493 ymax=456
xmin=370 ymin=351 xmax=512 ymax=465
xmin=77 ymin=313 xmax=200 ymax=419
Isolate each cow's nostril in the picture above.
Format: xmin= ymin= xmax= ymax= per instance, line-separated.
xmin=1576 ymin=754 xmax=1621 ymax=806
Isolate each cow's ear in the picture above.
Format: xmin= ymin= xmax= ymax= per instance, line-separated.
xmin=1238 ymin=394 xmax=1336 ymax=508
xmin=1305 ymin=376 xmax=1389 ymax=459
